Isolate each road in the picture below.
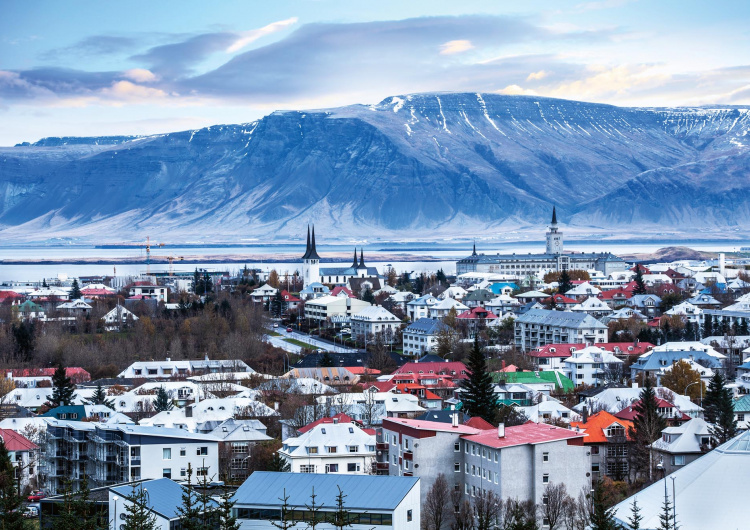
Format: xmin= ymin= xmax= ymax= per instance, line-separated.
xmin=264 ymin=327 xmax=357 ymax=354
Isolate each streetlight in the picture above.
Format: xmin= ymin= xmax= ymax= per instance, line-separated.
xmin=670 ymin=476 xmax=677 ymax=529
xmin=113 ymin=495 xmax=119 ymax=530
xmin=684 ymin=380 xmax=703 ymax=407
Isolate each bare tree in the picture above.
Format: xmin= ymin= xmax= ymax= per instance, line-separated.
xmin=359 ymin=388 xmax=383 ymax=427
xmin=450 ymin=489 xmax=475 ymax=530
xmin=561 ymin=489 xmax=590 ymax=530
xmin=424 ymin=474 xmax=451 ymax=530
xmin=539 ymin=483 xmax=570 ymax=530
xmin=501 ymin=498 xmax=536 ymax=530
xmin=473 ymin=490 xmax=502 ymax=530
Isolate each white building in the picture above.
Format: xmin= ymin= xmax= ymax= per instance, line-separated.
xmin=406 ymin=295 xmax=438 ymax=321
xmin=514 ymin=308 xmax=609 ymax=351
xmin=402 ymin=318 xmax=452 ymax=357
xmin=117 ymin=356 xmax=253 ymax=379
xmin=250 ymin=284 xmax=278 ymax=304
xmin=0 ymin=428 xmax=39 ymax=490
xmin=232 ymin=472 xmax=420 ymax=530
xmin=279 ymin=422 xmax=376 ymax=474
xmin=304 ymin=295 xmax=371 ymax=324
xmin=351 ymin=306 xmax=401 ymax=344
xmin=102 ymin=304 xmax=139 ymax=330
xmin=665 ymin=301 xmax=703 ymax=323
xmin=56 ymin=299 xmax=92 ymax=315
xmin=129 ymin=284 xmax=169 ymax=302
xmin=428 ymin=297 xmax=468 ymax=319
xmin=562 ymin=346 xmax=624 ymax=387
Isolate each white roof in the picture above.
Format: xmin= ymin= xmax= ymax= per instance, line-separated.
xmin=665 ymin=301 xmax=703 ymax=316
xmin=651 ymin=341 xmax=726 ymax=359
xmin=571 ymin=296 xmax=612 ymax=312
xmin=564 ymin=282 xmax=601 ymax=296
xmin=573 ymin=387 xmax=701 ymax=414
xmin=351 ymin=305 xmax=400 ymax=322
xmin=659 ymin=359 xmax=714 ymax=380
xmin=430 ymin=297 xmax=469 ymax=311
xmin=651 ymin=417 xmax=712 ymax=454
xmin=281 ymin=422 xmax=375 ymax=458
xmin=439 ymin=286 xmax=467 ymax=299
xmin=56 ymin=299 xmax=92 ymax=310
xmin=4 ymin=387 xmax=96 ymax=409
xmin=563 ymin=346 xmax=623 ymax=365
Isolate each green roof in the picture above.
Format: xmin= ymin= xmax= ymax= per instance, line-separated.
xmin=733 ymin=395 xmax=750 ymax=413
xmin=491 ymin=370 xmax=574 ymax=392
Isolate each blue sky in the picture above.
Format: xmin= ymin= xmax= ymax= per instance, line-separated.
xmin=1 ymin=0 xmax=749 ymax=145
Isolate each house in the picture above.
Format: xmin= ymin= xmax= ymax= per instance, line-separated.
xmin=614 ymin=397 xmax=693 ymax=426
xmin=428 ymin=297 xmax=468 ymax=318
xmin=626 ymin=294 xmax=662 ymax=316
xmin=514 ymin=308 xmax=609 ymax=351
xmin=732 ymin=394 xmax=750 ymax=430
xmin=406 ymin=295 xmax=438 ymax=321
xmin=665 ymin=301 xmax=703 ymax=323
xmin=392 ymin=361 xmax=469 ymax=381
xmin=285 ymin=367 xmax=359 ymax=386
xmin=129 ymin=283 xmax=168 ymax=302
xmin=686 ymin=293 xmax=722 ymax=308
xmin=611 ymin=430 xmax=750 ymax=530
xmin=117 ymin=356 xmax=253 ymax=379
xmin=280 ymin=290 xmax=302 ymax=312
xmin=380 ymin=417 xmax=589 ymax=511
xmin=462 ymin=288 xmax=495 ymax=308
xmin=299 ymin=282 xmax=330 ymax=301
xmin=518 ymin=396 xmax=578 ymax=424
xmin=80 ymin=284 xmax=116 ymax=299
xmin=42 ymin=420 xmax=219 ymax=494
xmin=102 ymin=304 xmax=139 ymax=330
xmin=570 ymin=411 xmax=633 ymax=481
xmin=351 ymin=306 xmax=402 ymax=344
xmin=597 ymin=286 xmax=634 ymax=308
xmin=564 ymin=282 xmax=602 ymax=300
xmin=15 ymin=300 xmax=45 ymax=321
xmin=440 ymin=285 xmax=468 ymax=300
xmin=317 ymin=391 xmax=425 ymax=426
xmin=629 ymin=349 xmax=723 ymax=382
xmin=4 ymin=387 xmax=97 ymax=412
xmin=304 ymin=295 xmax=371 ymax=324
xmin=485 ymin=294 xmax=521 ymax=315
xmin=488 ymin=282 xmax=519 ymax=296
xmin=349 ymin=277 xmax=382 ymax=298
xmin=490 ymin=370 xmax=575 ymax=394
xmin=0 ymin=428 xmax=39 ymax=490
xmin=208 ymin=419 xmax=273 ymax=483
xmin=600 ymin=307 xmax=648 ymax=324
xmin=562 ymin=346 xmax=624 ymax=387
xmin=570 ymin=296 xmax=613 ymax=318
xmin=232 ymin=471 xmax=420 ymax=530
xmin=109 ymin=478 xmax=218 ymax=530
xmin=250 ymin=284 xmax=278 ymax=303
xmin=651 ymin=418 xmax=713 ymax=476
xmin=541 ymin=293 xmax=578 ymax=310
xmin=56 ymin=299 xmax=92 ymax=315
xmin=279 ymin=422 xmax=376 ymax=474
xmin=402 ymin=318 xmax=452 ymax=357
xmin=573 ymin=386 xmax=702 ymax=419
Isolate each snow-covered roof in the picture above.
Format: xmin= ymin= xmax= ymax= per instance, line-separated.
xmin=563 ymin=346 xmax=623 ymax=365
xmin=651 ymin=417 xmax=712 ymax=454
xmin=564 ymin=282 xmax=602 ymax=296
xmin=351 ymin=305 xmax=400 ymax=322
xmin=280 ymin=422 xmax=375 ymax=458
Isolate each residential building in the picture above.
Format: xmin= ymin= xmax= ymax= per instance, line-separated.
xmin=734 ymin=395 xmax=750 ymax=429
xmin=279 ymin=422 xmax=376 ymax=474
xmin=490 ymin=370 xmax=575 ymax=395
xmin=392 ymin=361 xmax=469 ymax=381
xmin=304 ymin=295 xmax=371 ymax=324
xmin=462 ymin=289 xmax=495 ymax=308
xmin=0 ymin=428 xmax=39 ymax=490
xmin=428 ymin=297 xmax=468 ymax=319
xmin=570 ymin=296 xmax=612 ymax=318
xmin=564 ymin=282 xmax=602 ymax=301
xmin=629 ymin=349 xmax=723 ymax=381
xmin=562 ymin=346 xmax=624 ymax=387
xmin=570 ymin=411 xmax=632 ymax=481
xmin=250 ymin=284 xmax=278 ymax=304
xmin=402 ymin=318 xmax=451 ymax=357
xmin=56 ymin=299 xmax=92 ymax=315
xmin=573 ymin=386 xmax=702 ymax=419
xmin=128 ymin=283 xmax=168 ymax=302
xmin=651 ymin=418 xmax=713 ymax=475
xmin=285 ymin=367 xmax=359 ymax=386
xmin=514 ymin=308 xmax=609 ymax=351
xmin=317 ymin=391 xmax=425 ymax=425
xmin=351 ymin=306 xmax=401 ymax=344
xmin=626 ymin=294 xmax=662 ymax=317
xmin=232 ymin=472 xmax=420 ymax=530
xmin=299 ymin=282 xmax=330 ymax=301
xmin=665 ymin=301 xmax=703 ymax=323
xmin=41 ymin=420 xmax=219 ymax=494
xmin=117 ymin=356 xmax=253 ymax=379
xmin=406 ymin=295 xmax=438 ymax=321
xmin=208 ymin=419 xmax=273 ymax=483
xmin=102 ymin=304 xmax=139 ymax=331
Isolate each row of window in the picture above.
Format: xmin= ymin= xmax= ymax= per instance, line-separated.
xmin=298 ymin=463 xmax=363 ymax=473
xmin=162 ymin=466 xmax=208 ymax=479
xmin=163 ymin=447 xmax=208 ymax=459
xmin=234 ymin=508 xmax=396 ymax=525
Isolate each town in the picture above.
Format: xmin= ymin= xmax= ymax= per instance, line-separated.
xmin=0 ymin=212 xmax=747 ymax=530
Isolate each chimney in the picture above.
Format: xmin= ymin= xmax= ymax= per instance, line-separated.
xmin=582 ymin=406 xmax=588 ymax=423
xmin=497 ymin=423 xmax=505 ymax=438
xmin=452 ymin=413 xmax=459 ymax=428
xmin=166 ymin=357 xmax=171 ymax=362
xmin=632 ymin=382 xmax=639 ymax=389
xmin=204 ymin=353 xmax=209 ymax=362
xmin=333 ymin=417 xmax=339 ymax=424
xmin=274 ymin=401 xmax=280 ymax=411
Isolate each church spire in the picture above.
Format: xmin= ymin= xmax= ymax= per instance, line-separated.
xmin=302 ymin=225 xmax=311 ymax=259
xmin=308 ymin=225 xmax=321 ymax=260
xmin=352 ymin=248 xmax=359 ymax=268
xmin=472 ymin=240 xmax=477 ymax=256
xmin=358 ymin=248 xmax=366 ymax=268
xmin=551 ymin=206 xmax=558 ymax=225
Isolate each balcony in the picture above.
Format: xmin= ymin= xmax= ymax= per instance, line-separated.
xmin=376 ymin=442 xmax=389 ymax=451
xmin=376 ymin=462 xmax=390 ymax=471
xmin=403 ymin=451 xmax=413 ymax=461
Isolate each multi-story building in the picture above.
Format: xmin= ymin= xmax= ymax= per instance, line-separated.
xmin=379 ymin=417 xmax=588 ymax=509
xmin=402 ymin=318 xmax=452 ymax=357
xmin=351 ymin=306 xmax=402 ymax=344
xmin=117 ymin=356 xmax=253 ymax=379
xmin=514 ymin=308 xmax=609 ymax=351
xmin=562 ymin=346 xmax=624 ymax=387
xmin=406 ymin=295 xmax=438 ymax=321
xmin=279 ymin=422 xmax=376 ymax=474
xmin=304 ymin=295 xmax=371 ymax=324
xmin=41 ymin=420 xmax=219 ymax=494
xmin=570 ymin=411 xmax=632 ymax=482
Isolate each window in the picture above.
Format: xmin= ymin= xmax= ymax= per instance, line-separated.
xmin=180 ymin=468 xmax=187 ymax=477
xmin=197 ymin=447 xmax=208 ymax=456
xmin=163 ymin=468 xmax=171 ymax=479
xmin=542 ymin=452 xmax=549 ymax=462
xmin=163 ymin=448 xmax=171 ymax=460
xmin=392 ymin=435 xmax=397 ymax=445
xmin=349 ymin=446 xmax=359 ymax=453
xmin=739 ymin=414 xmax=745 ymax=422
xmin=180 ymin=448 xmax=186 ymax=457
xmin=232 ymin=443 xmax=249 ymax=454
xmin=494 ymin=452 xmax=498 ymax=463
xmin=307 ymin=447 xmax=319 ymax=454
xmin=472 ymin=465 xmax=476 ymax=476
xmin=404 ymin=439 xmax=409 ymax=449
xmin=196 ymin=467 xmax=208 ymax=477
xmin=300 ymin=465 xmax=316 ymax=473
xmin=325 ymin=464 xmax=339 ymax=473
xmin=348 ymin=463 xmax=360 ymax=472
xmin=591 ymin=446 xmax=600 ymax=455
xmin=542 ymin=474 xmax=549 ymax=483
xmin=327 ymin=446 xmax=337 ymax=453
xmin=672 ymin=455 xmax=685 ymax=466
xmin=454 ymin=462 xmax=460 ymax=472
xmin=454 ymin=442 xmax=461 ymax=452
xmin=542 ymin=495 xmax=549 ymax=506
xmin=465 ymin=444 xmax=469 ymax=454
xmin=592 ymin=463 xmax=600 ymax=472
xmin=494 ymin=472 xmax=498 ymax=484
xmin=407 ymin=510 xmax=413 ymax=522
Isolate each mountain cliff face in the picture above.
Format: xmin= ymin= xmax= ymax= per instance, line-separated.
xmin=1 ymin=93 xmax=748 ymax=242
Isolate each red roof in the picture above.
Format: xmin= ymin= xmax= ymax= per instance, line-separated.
xmin=394 ymin=384 xmax=442 ymax=401
xmin=598 ymin=287 xmax=634 ymax=300
xmin=630 ymin=265 xmax=651 ymax=274
xmin=528 ymin=344 xmax=585 ymax=358
xmin=0 ymin=429 xmax=38 ymax=451
xmin=614 ymin=398 xmax=691 ymax=422
xmin=346 ymin=367 xmax=381 ymax=375
xmin=569 ymin=411 xmax=633 ymax=444
xmin=0 ymin=367 xmax=90 ymax=382
xmin=542 ymin=294 xmax=578 ymax=305
xmin=280 ymin=290 xmax=301 ymax=302
xmin=463 ymin=417 xmax=494 ymax=430
xmin=331 ymin=286 xmax=355 ymax=298
xmin=460 ymin=422 xmax=585 ymax=449
xmin=456 ymin=307 xmax=499 ymax=320
xmin=298 ymin=413 xmax=357 ymax=434
xmin=80 ymin=287 xmax=114 ymax=296
xmin=394 ymin=361 xmax=469 ymax=380
xmin=384 ymin=417 xmax=482 ymax=435
xmin=362 ymin=381 xmax=396 ymax=392
xmin=0 ymin=291 xmax=23 ymax=300
xmin=529 ymin=342 xmax=654 ymax=358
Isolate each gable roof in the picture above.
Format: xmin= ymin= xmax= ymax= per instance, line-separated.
xmin=394 ymin=361 xmax=469 ymax=379
xmin=111 ymin=478 xmax=218 ymax=520
xmin=569 ymin=411 xmax=633 ymax=444
xmin=490 ymin=370 xmax=575 ymax=392
xmin=0 ymin=428 xmax=38 ymax=451
xmin=515 ymin=308 xmax=608 ymax=329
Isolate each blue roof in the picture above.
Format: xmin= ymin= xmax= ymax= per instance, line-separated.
xmin=42 ymin=405 xmax=86 ymax=418
xmin=232 ymin=472 xmax=419 ymax=511
xmin=404 ymin=317 xmax=450 ymax=335
xmin=631 ymin=350 xmax=722 ymax=372
xmin=489 ymin=282 xmax=518 ymax=294
xmin=111 ymin=478 xmax=217 ymax=520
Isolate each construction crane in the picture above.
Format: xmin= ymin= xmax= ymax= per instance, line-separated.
xmin=166 ymin=256 xmax=184 ymax=277
xmin=136 ymin=236 xmax=165 ymax=275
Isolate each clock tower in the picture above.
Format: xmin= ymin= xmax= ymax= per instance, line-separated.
xmin=545 ymin=207 xmax=563 ymax=255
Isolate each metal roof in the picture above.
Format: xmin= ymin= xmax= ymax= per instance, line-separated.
xmin=232 ymin=472 xmax=419 ymax=511
xmin=515 ymin=308 xmax=608 ymax=329
xmin=111 ymin=478 xmax=218 ymax=520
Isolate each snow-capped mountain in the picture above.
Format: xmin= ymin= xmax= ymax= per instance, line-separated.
xmin=1 ymin=93 xmax=748 ymax=243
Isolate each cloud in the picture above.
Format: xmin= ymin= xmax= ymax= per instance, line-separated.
xmin=40 ymin=35 xmax=138 ymax=60
xmin=226 ymin=17 xmax=298 ymax=53
xmin=130 ymin=32 xmax=238 ymax=77
xmin=526 ymin=70 xmax=548 ymax=81
xmin=122 ymin=69 xmax=158 ymax=83
xmin=439 ymin=40 xmax=474 ymax=55
xmin=497 ymin=84 xmax=538 ymax=96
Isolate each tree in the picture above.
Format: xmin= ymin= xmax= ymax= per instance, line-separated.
xmin=362 ymin=287 xmax=375 ymax=304
xmin=557 ymin=270 xmax=573 ymax=295
xmin=271 ymin=290 xmax=284 ymax=318
xmin=561 ymin=489 xmax=590 ymax=530
xmin=539 ymin=483 xmax=570 ymax=530
xmin=0 ymin=438 xmax=23 ymax=530
xmin=304 ymin=487 xmax=323 ymax=530
xmin=659 ymin=360 xmax=704 ymax=402
xmin=628 ymin=376 xmax=666 ymax=481
xmin=267 ymin=452 xmax=290 ymax=472
xmin=633 ymin=265 xmax=647 ymax=295
xmin=424 ymin=473 xmax=451 ymax=530
xmin=49 ymin=365 xmax=76 ymax=407
xmin=85 ymin=383 xmax=115 ymax=410
xmin=703 ymin=372 xmax=737 ymax=445
xmin=121 ymin=483 xmax=157 ymax=530
xmin=460 ymin=336 xmax=498 ymax=423
xmin=70 ymin=278 xmax=82 ymax=299
xmin=627 ymin=497 xmax=643 ymax=530
xmin=217 ymin=491 xmax=240 ymax=530
xmin=502 ymin=498 xmax=538 ymax=530
xmin=658 ymin=485 xmax=673 ymax=530
xmin=326 ymin=487 xmax=352 ymax=530
xmin=154 ymin=386 xmax=173 ymax=412
xmin=449 ymin=490 xmax=474 ymax=530
xmin=703 ymin=314 xmax=714 ymax=338
xmin=175 ymin=464 xmax=202 ymax=530
xmin=495 ymin=405 xmax=529 ymax=427
xmin=386 ymin=267 xmax=398 ymax=287
xmin=267 ymin=270 xmax=280 ymax=289
xmin=589 ymin=480 xmax=618 ymax=530
xmin=473 ymin=490 xmax=502 ymax=530
xmin=318 ymin=352 xmax=334 ymax=368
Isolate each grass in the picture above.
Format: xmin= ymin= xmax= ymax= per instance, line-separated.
xmin=265 ymin=329 xmax=282 ymax=336
xmin=283 ymin=338 xmax=319 ymax=349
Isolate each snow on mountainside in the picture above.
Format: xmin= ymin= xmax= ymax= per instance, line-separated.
xmin=0 ymin=93 xmax=748 ymax=243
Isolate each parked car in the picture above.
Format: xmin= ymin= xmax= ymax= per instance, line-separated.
xmin=23 ymin=506 xmax=39 ymax=518
xmin=27 ymin=491 xmax=45 ymax=502
xmin=286 ymin=327 xmax=293 ymax=332
xmin=272 ymin=323 xmax=279 ymax=328
xmin=340 ymin=328 xmax=351 ymax=335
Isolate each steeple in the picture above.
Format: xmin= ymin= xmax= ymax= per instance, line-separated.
xmin=308 ymin=225 xmax=321 ymax=260
xmin=358 ymin=248 xmax=366 ymax=269
xmin=351 ymin=248 xmax=359 ymax=268
xmin=472 ymin=240 xmax=477 ymax=257
xmin=551 ymin=206 xmax=558 ymax=226
xmin=302 ymin=225 xmax=311 ymax=259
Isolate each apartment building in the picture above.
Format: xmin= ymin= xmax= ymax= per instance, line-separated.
xmin=279 ymin=422 xmax=376 ymax=474
xmin=514 ymin=309 xmax=608 ymax=351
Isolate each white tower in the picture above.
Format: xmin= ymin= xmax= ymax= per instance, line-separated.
xmin=302 ymin=225 xmax=321 ymax=287
xmin=545 ymin=206 xmax=563 ymax=255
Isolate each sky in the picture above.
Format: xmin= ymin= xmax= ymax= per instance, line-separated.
xmin=1 ymin=0 xmax=749 ymax=146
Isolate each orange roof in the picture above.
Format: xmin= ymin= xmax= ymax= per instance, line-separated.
xmin=569 ymin=410 xmax=633 ymax=444
xmin=464 ymin=417 xmax=494 ymax=430
xmin=346 ymin=367 xmax=381 ymax=375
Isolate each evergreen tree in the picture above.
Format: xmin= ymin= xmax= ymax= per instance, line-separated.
xmin=304 ymin=487 xmax=323 ymax=530
xmin=267 ymin=452 xmax=290 ymax=472
xmin=271 ymin=290 xmax=284 ymax=318
xmin=633 ymin=265 xmax=647 ymax=295
xmin=203 ymin=272 xmax=214 ymax=295
xmin=362 ymin=287 xmax=375 ymax=304
xmin=196 ymin=469 xmax=219 ymax=529
xmin=628 ymin=376 xmax=667 ymax=481
xmin=628 ymin=497 xmax=643 ymax=530
xmin=704 ymin=372 xmax=737 ymax=445
xmin=0 ymin=438 xmax=23 ymax=530
xmin=326 ymin=487 xmax=352 ymax=530
xmin=121 ymin=483 xmax=157 ymax=530
xmin=73 ymin=475 xmax=101 ymax=530
xmin=740 ymin=318 xmax=749 ymax=336
xmin=460 ymin=336 xmax=498 ymax=423
xmin=42 ymin=278 xmax=48 ymax=288
xmin=175 ymin=464 xmax=202 ymax=530
xmin=53 ymin=479 xmax=80 ymax=530
xmin=269 ymin=489 xmax=298 ymax=530
xmin=703 ymin=314 xmax=713 ymax=338
xmin=85 ymin=383 xmax=115 ymax=410
xmin=154 ymin=386 xmax=173 ymax=412
xmin=70 ymin=278 xmax=82 ymax=299
xmin=589 ymin=480 xmax=619 ymax=530
xmin=557 ymin=270 xmax=572 ymax=295
xmin=658 ymin=485 xmax=673 ymax=530
xmin=436 ymin=269 xmax=447 ymax=284
xmin=192 ymin=268 xmax=203 ymax=296
xmin=217 ymin=491 xmax=240 ymax=530
xmin=317 ymin=352 xmax=334 ymax=368
xmin=49 ymin=365 xmax=76 ymax=407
